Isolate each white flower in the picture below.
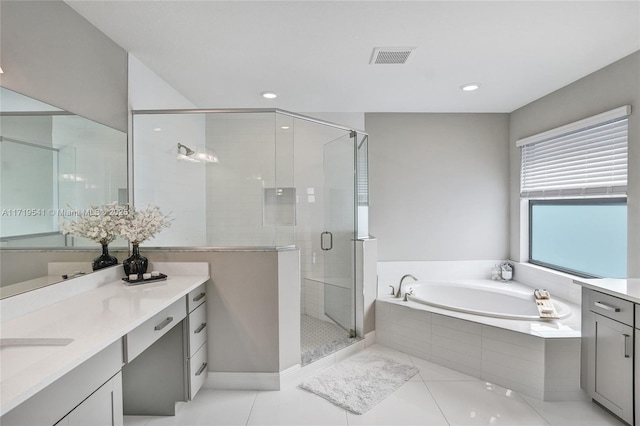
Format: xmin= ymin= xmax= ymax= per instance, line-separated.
xmin=60 ymin=202 xmax=126 ymax=245
xmin=117 ymin=204 xmax=172 ymax=245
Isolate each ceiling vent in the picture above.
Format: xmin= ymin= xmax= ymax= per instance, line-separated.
xmin=370 ymin=47 xmax=416 ymax=65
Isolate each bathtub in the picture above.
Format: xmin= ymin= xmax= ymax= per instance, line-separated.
xmin=405 ymin=279 xmax=572 ymax=320
xmin=375 ymin=278 xmax=582 ymax=400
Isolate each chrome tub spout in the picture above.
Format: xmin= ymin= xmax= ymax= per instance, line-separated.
xmin=395 ymin=274 xmax=418 ymax=298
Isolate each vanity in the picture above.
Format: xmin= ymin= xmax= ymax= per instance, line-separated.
xmin=576 ymin=278 xmax=640 ymax=425
xmin=0 ymin=262 xmax=209 ymax=425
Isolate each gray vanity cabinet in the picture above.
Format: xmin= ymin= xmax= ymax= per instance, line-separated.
xmin=57 ymin=373 xmax=123 ymax=426
xmin=122 ymin=284 xmax=209 ymax=415
xmin=186 ymin=283 xmax=208 ymax=399
xmin=581 ymin=288 xmax=634 ymax=425
xmin=636 ymin=304 xmax=639 ymax=425
xmin=1 ymin=340 xmax=123 ymax=426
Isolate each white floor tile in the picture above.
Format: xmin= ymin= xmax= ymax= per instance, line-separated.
xmin=123 ymin=416 xmax=152 ymax=426
xmin=427 ymin=380 xmax=549 ymax=425
xmin=138 ymin=389 xmax=257 ymax=426
xmin=346 ymin=381 xmax=448 ymax=426
xmin=521 ymin=395 xmax=626 ymax=426
xmin=123 ymin=343 xmax=627 ymax=426
xmin=247 ymin=386 xmax=348 ymax=426
xmin=364 ymin=343 xmax=413 ymax=363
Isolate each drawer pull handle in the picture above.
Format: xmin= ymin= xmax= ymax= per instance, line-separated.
xmin=623 ymin=334 xmax=632 ymax=358
xmin=194 ymin=323 xmax=207 ymax=334
xmin=154 ymin=316 xmax=174 ymax=331
xmin=195 ymin=362 xmax=208 ymax=376
xmin=193 ymin=293 xmax=206 ymax=302
xmin=594 ymin=301 xmax=620 ymax=312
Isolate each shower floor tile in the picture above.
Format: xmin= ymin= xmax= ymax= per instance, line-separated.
xmin=300 ymin=314 xmax=358 ymax=365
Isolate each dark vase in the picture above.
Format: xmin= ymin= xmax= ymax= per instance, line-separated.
xmin=92 ymin=244 xmax=118 ymax=271
xmin=123 ymin=244 xmax=148 ymax=276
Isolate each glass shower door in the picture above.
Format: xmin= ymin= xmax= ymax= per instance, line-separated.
xmin=322 ymin=132 xmax=356 ymax=336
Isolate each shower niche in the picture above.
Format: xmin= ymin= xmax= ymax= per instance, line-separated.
xmin=133 ymin=109 xmax=369 ymax=365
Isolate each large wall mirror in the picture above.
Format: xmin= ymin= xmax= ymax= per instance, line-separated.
xmin=0 ymin=0 xmax=129 ymax=299
xmin=0 ymin=87 xmax=128 ymax=297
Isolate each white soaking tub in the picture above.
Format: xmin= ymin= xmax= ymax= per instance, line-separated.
xmin=405 ymin=279 xmax=572 ymax=320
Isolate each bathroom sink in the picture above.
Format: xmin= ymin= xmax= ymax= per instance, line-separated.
xmin=0 ymin=338 xmax=74 ymax=348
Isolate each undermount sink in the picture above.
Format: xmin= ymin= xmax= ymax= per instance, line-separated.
xmin=0 ymin=338 xmax=74 ymax=348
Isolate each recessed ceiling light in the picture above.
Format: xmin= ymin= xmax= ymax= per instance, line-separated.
xmin=460 ymin=83 xmax=481 ymax=92
xmin=260 ymin=91 xmax=278 ymax=99
xmin=281 ymin=126 xmax=290 ymax=130
xmin=153 ymin=127 xmax=162 ymax=132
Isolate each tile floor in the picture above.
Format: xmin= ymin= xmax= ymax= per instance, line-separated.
xmin=124 ymin=344 xmax=624 ymax=426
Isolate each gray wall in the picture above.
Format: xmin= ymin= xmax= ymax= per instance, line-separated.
xmin=0 ymin=0 xmax=128 ymax=131
xmin=366 ymin=113 xmax=510 ymax=261
xmin=509 ymin=51 xmax=640 ymax=277
xmin=144 ymin=249 xmax=301 ymax=374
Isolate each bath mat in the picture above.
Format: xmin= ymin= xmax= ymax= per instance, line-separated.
xmin=299 ymin=351 xmax=419 ymax=414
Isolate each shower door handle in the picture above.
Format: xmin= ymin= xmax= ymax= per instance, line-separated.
xmin=321 ymin=231 xmax=333 ymax=251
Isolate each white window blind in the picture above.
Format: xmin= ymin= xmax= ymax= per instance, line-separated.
xmin=519 ymin=106 xmax=630 ymax=198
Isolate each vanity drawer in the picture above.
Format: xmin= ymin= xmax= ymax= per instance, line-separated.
xmin=188 ymin=344 xmax=208 ymax=400
xmin=188 ymin=303 xmax=207 ymax=357
xmin=187 ymin=283 xmax=206 ymax=313
xmin=588 ymin=290 xmax=634 ymax=326
xmin=126 ymin=298 xmax=187 ymax=362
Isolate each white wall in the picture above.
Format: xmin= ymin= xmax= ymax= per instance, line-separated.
xmin=128 ymin=55 xmax=198 ymax=110
xmin=366 ymin=113 xmax=510 ymax=261
xmin=509 ymin=51 xmax=640 ymax=277
xmin=129 ymin=54 xmax=208 ymax=247
xmin=0 ymin=1 xmax=127 ymax=131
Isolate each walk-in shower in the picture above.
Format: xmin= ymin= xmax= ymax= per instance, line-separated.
xmin=132 ymin=109 xmax=369 ymax=365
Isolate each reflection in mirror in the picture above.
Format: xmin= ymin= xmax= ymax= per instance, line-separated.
xmin=0 ymin=87 xmax=128 ymax=297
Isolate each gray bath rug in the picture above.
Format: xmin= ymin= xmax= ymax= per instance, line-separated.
xmin=299 ymin=351 xmax=419 ymax=414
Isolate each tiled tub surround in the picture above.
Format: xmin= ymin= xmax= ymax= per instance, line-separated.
xmin=376 ymin=261 xmax=583 ymax=401
xmin=376 ymin=297 xmax=582 ymax=401
xmin=0 ymin=262 xmax=209 ymax=420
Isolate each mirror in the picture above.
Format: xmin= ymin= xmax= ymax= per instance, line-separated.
xmin=0 ymin=87 xmax=128 ymax=298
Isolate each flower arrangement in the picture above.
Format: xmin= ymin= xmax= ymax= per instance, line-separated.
xmin=61 ymin=202 xmax=172 ymax=246
xmin=61 ymin=202 xmax=126 ymax=246
xmin=117 ymin=204 xmax=172 ymax=245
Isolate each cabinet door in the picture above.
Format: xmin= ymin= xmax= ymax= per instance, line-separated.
xmin=61 ymin=372 xmax=123 ymax=426
xmin=593 ymin=314 xmax=633 ymax=424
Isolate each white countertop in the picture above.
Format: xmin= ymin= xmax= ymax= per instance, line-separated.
xmin=573 ymin=278 xmax=640 ymax=304
xmin=0 ymin=266 xmax=208 ymax=417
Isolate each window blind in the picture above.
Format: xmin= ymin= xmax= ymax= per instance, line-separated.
xmin=519 ymin=106 xmax=630 ymax=198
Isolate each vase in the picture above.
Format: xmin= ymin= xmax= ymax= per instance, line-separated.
xmin=123 ymin=244 xmax=148 ymax=276
xmin=92 ymin=244 xmax=118 ymax=271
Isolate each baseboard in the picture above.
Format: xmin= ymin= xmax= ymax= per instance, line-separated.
xmin=205 ymin=371 xmax=282 ymax=391
xmin=204 ymin=331 xmax=376 ymax=391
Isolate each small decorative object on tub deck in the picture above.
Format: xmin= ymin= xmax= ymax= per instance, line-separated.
xmin=499 ymin=261 xmax=513 ymax=281
xmin=534 ymin=288 xmax=559 ymax=319
xmin=118 ymin=204 xmax=172 ymax=276
xmin=60 ymin=202 xmax=127 ymax=271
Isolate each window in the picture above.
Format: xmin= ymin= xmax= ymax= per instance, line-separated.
xmin=529 ymin=199 xmax=627 ymax=278
xmin=519 ymin=106 xmax=629 ymax=278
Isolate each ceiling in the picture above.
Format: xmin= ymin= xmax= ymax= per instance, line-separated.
xmin=65 ymin=1 xmax=640 ymax=113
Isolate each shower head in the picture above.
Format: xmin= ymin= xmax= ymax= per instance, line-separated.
xmin=177 ymin=143 xmax=195 ymax=156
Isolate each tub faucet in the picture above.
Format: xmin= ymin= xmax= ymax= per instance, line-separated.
xmin=396 ymin=274 xmax=418 ymax=298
